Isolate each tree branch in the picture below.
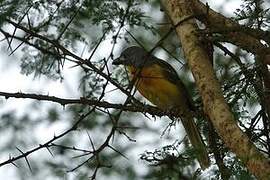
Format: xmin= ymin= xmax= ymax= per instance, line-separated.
xmin=190 ymin=0 xmax=270 ymax=58
xmin=161 ymin=0 xmax=270 ymax=179
xmin=0 ymin=91 xmax=172 ymax=117
xmin=0 ymin=109 xmax=94 ymax=167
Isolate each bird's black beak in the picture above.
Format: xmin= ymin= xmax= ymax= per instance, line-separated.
xmin=112 ymin=56 xmax=125 ymax=65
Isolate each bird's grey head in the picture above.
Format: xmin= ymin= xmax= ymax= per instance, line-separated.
xmin=113 ymin=46 xmax=153 ymax=68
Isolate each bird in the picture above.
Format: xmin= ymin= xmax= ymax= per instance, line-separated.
xmin=112 ymin=46 xmax=210 ymax=169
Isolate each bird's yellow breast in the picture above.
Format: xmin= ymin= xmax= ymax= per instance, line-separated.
xmin=127 ymin=65 xmax=184 ymax=110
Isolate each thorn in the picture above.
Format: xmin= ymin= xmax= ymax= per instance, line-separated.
xmin=15 ymin=147 xmax=33 ymax=173
xmin=46 ymin=146 xmax=54 ymax=157
xmin=108 ymin=145 xmax=129 ymax=160
xmin=25 ymin=156 xmax=33 ymax=173
xmin=11 ymin=161 xmax=19 ymax=168
xmin=86 ymin=131 xmax=95 ymax=151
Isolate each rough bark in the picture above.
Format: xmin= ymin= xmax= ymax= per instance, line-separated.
xmin=161 ymin=0 xmax=270 ymax=179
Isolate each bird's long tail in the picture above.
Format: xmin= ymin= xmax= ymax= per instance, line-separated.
xmin=180 ymin=113 xmax=210 ymax=169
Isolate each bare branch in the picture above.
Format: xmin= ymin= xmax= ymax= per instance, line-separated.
xmin=0 ymin=109 xmax=94 ymax=167
xmin=0 ymin=91 xmax=173 ymax=117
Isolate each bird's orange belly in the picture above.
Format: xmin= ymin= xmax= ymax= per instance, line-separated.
xmin=127 ymin=65 xmax=181 ymax=110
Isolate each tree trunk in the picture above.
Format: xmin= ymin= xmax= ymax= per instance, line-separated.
xmin=161 ymin=0 xmax=270 ymax=179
